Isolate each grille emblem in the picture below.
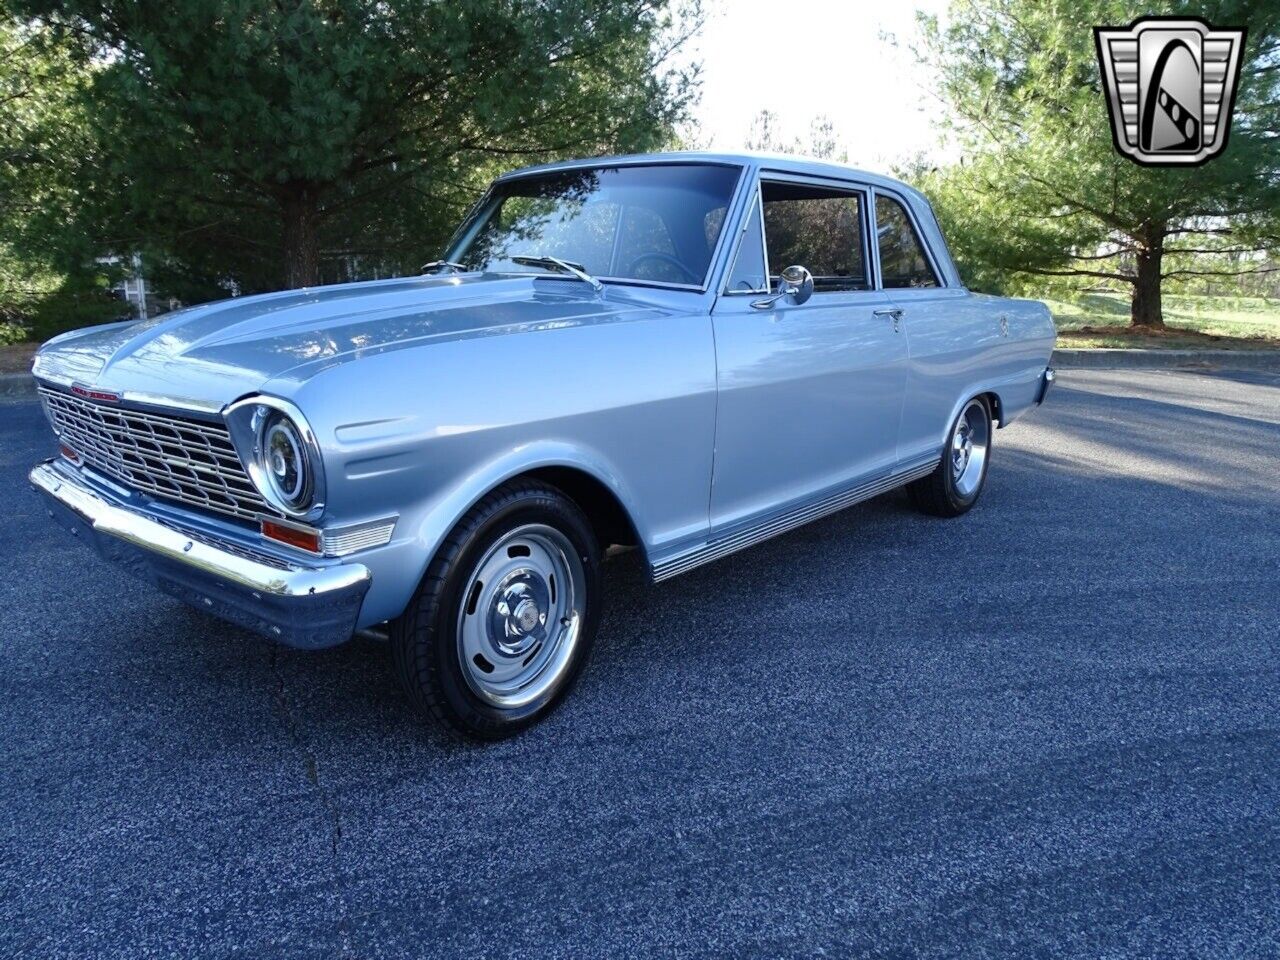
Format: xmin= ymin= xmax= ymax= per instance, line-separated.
xmin=71 ymin=383 xmax=122 ymax=403
xmin=1095 ymin=17 xmax=1246 ymax=167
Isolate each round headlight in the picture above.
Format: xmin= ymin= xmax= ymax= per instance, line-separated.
xmin=261 ymin=414 xmax=312 ymax=511
xmin=224 ymin=395 xmax=326 ymax=521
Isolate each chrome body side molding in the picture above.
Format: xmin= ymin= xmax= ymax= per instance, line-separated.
xmin=651 ymin=456 xmax=941 ymax=583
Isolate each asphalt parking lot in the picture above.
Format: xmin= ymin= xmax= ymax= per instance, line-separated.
xmin=2 ymin=368 xmax=1278 ymax=959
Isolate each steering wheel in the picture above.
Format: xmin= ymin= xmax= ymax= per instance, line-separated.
xmin=626 ymin=252 xmax=700 ymax=285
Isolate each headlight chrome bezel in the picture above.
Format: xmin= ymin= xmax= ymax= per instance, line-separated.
xmin=224 ymin=395 xmax=326 ymax=521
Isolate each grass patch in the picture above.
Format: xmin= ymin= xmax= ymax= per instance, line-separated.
xmin=1046 ymin=292 xmax=1280 ymax=350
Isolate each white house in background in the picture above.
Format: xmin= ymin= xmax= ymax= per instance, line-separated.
xmin=117 ymin=271 xmax=151 ymax=320
xmin=96 ymin=252 xmax=186 ymax=321
xmin=95 ymin=253 xmax=150 ymax=320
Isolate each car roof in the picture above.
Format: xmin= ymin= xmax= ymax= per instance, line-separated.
xmin=495 ymin=150 xmax=928 ymax=203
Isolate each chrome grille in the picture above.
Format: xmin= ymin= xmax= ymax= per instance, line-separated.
xmin=39 ymin=387 xmax=272 ymax=523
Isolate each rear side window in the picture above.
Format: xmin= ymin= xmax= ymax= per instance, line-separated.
xmin=761 ymin=182 xmax=869 ymax=292
xmin=875 ymin=195 xmax=940 ymax=289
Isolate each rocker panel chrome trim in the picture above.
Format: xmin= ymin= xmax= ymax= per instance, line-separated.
xmin=651 ymin=457 xmax=940 ymax=583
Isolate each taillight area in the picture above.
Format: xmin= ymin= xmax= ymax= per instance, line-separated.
xmin=261 ymin=518 xmax=322 ymax=554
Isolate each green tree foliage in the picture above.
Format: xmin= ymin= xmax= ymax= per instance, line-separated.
xmin=12 ymin=0 xmax=700 ymax=299
xmin=0 ymin=7 xmax=122 ymax=339
xmin=916 ymin=0 xmax=1280 ymax=327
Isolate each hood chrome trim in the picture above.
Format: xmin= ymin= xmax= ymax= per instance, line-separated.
xmin=34 ymin=375 xmax=226 ymax=418
xmin=121 ymin=390 xmax=226 ymax=416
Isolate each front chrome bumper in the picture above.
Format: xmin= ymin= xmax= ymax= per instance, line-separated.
xmin=29 ymin=460 xmax=370 ymax=649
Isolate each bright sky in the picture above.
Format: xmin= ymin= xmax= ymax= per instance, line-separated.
xmin=673 ymin=0 xmax=953 ymax=172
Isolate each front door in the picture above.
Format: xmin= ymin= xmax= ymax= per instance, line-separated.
xmin=709 ymin=175 xmax=908 ymax=534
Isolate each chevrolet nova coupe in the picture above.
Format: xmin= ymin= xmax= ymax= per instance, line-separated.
xmin=30 ymin=153 xmax=1056 ymax=739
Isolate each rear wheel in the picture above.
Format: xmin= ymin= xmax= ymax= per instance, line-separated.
xmin=390 ymin=480 xmax=601 ymax=740
xmin=908 ymin=396 xmax=992 ymax=518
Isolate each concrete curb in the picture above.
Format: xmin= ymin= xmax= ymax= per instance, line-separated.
xmin=1053 ymin=348 xmax=1280 ymax=370
xmin=0 ymin=372 xmax=35 ymax=400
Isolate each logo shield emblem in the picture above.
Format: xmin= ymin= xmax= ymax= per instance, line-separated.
xmin=1095 ymin=17 xmax=1246 ymax=166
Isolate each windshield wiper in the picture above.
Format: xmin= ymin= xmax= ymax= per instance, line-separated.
xmin=421 ymin=260 xmax=467 ymax=275
xmin=511 ymin=254 xmax=603 ymax=293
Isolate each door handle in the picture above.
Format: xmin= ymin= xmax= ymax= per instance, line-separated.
xmin=873 ymin=307 xmax=903 ymax=332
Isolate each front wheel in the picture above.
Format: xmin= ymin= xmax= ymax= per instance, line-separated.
xmin=390 ymin=480 xmax=601 ymax=740
xmin=907 ymin=396 xmax=992 ymax=518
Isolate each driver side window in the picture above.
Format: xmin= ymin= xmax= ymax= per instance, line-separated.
xmin=761 ymin=181 xmax=869 ymax=292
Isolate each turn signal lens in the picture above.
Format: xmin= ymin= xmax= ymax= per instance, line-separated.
xmin=261 ymin=519 xmax=321 ymax=553
xmin=59 ymin=443 xmax=81 ymax=464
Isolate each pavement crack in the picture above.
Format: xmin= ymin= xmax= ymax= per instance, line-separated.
xmin=270 ymin=647 xmax=355 ymax=958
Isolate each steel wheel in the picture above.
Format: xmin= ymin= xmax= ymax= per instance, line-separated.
xmin=950 ymin=398 xmax=990 ymax=498
xmin=456 ymin=523 xmax=586 ymax=709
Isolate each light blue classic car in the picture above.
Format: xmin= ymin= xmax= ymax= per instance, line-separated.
xmin=30 ymin=153 xmax=1055 ymax=738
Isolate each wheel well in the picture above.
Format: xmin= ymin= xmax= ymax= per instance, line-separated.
xmin=521 ymin=466 xmax=640 ymax=551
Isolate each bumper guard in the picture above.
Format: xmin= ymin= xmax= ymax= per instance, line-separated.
xmin=1036 ymin=366 xmax=1056 ymax=405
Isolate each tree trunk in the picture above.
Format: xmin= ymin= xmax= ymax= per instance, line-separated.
xmin=281 ymin=187 xmax=321 ymax=289
xmin=1131 ymin=229 xmax=1165 ymax=329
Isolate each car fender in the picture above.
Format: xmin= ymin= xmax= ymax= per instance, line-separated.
xmin=399 ymin=438 xmax=650 ymax=587
xmin=938 ymin=362 xmax=1045 ymax=442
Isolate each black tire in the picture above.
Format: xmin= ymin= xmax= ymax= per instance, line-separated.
xmin=390 ymin=479 xmax=601 ymax=740
xmin=907 ymin=395 xmax=992 ymax=518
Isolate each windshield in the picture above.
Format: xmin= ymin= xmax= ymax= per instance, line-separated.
xmin=450 ymin=164 xmax=742 ymax=288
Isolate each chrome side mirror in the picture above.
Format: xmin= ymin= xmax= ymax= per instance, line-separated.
xmin=751 ymin=265 xmax=814 ymax=309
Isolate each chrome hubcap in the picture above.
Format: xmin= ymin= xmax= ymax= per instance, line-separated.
xmin=457 ymin=524 xmax=585 ymax=709
xmin=950 ymin=400 xmax=990 ymax=498
xmin=512 ymin=597 xmax=541 ymax=634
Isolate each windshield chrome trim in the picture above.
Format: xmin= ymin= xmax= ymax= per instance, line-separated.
xmin=493 ymin=156 xmax=747 ymax=183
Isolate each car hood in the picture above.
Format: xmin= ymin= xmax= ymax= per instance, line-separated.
xmin=33 ymin=274 xmax=678 ymax=408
